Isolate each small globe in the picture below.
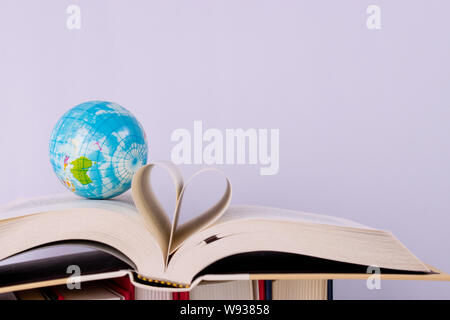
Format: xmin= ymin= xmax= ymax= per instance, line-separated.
xmin=49 ymin=101 xmax=148 ymax=199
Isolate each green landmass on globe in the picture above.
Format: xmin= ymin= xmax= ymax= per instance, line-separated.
xmin=70 ymin=157 xmax=93 ymax=185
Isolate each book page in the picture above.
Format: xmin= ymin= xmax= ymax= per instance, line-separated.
xmin=0 ymin=193 xmax=138 ymax=222
xmin=131 ymin=162 xmax=182 ymax=262
xmin=217 ymin=205 xmax=374 ymax=229
xmin=168 ymin=168 xmax=232 ymax=255
xmin=132 ymin=163 xmax=233 ymax=265
xmin=132 ymin=162 xmax=231 ymax=264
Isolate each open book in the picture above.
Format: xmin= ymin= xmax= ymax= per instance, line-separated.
xmin=0 ymin=162 xmax=443 ymax=292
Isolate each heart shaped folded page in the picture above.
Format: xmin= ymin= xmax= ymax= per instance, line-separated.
xmin=131 ymin=162 xmax=232 ymax=267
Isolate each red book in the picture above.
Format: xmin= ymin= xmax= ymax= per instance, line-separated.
xmin=110 ymin=276 xmax=135 ymax=300
xmin=105 ymin=281 xmax=133 ymax=300
xmin=49 ymin=282 xmax=125 ymax=300
xmin=179 ymin=291 xmax=190 ymax=300
xmin=258 ymin=280 xmax=265 ymax=300
xmin=172 ymin=292 xmax=179 ymax=300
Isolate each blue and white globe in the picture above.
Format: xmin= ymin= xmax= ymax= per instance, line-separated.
xmin=49 ymin=101 xmax=148 ymax=199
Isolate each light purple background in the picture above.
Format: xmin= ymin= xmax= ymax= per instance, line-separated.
xmin=1 ymin=1 xmax=449 ymax=299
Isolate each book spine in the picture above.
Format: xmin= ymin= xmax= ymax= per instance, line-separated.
xmin=172 ymin=292 xmax=179 ymax=300
xmin=327 ymin=280 xmax=333 ymax=300
xmin=264 ymin=280 xmax=272 ymax=300
xmin=257 ymin=280 xmax=265 ymax=300
xmin=179 ymin=291 xmax=190 ymax=300
xmin=136 ymin=274 xmax=189 ymax=289
xmin=110 ymin=276 xmax=135 ymax=300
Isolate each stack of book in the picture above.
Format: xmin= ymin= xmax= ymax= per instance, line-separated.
xmin=1 ymin=275 xmax=331 ymax=300
xmin=0 ymin=163 xmax=448 ymax=299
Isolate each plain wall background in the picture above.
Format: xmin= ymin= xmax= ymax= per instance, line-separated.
xmin=0 ymin=0 xmax=449 ymax=298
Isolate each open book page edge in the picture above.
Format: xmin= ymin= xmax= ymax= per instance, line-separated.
xmin=217 ymin=205 xmax=375 ymax=230
xmin=385 ymin=230 xmax=431 ymax=273
xmin=0 ymin=193 xmax=138 ymax=222
xmin=248 ymin=267 xmax=450 ymax=281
